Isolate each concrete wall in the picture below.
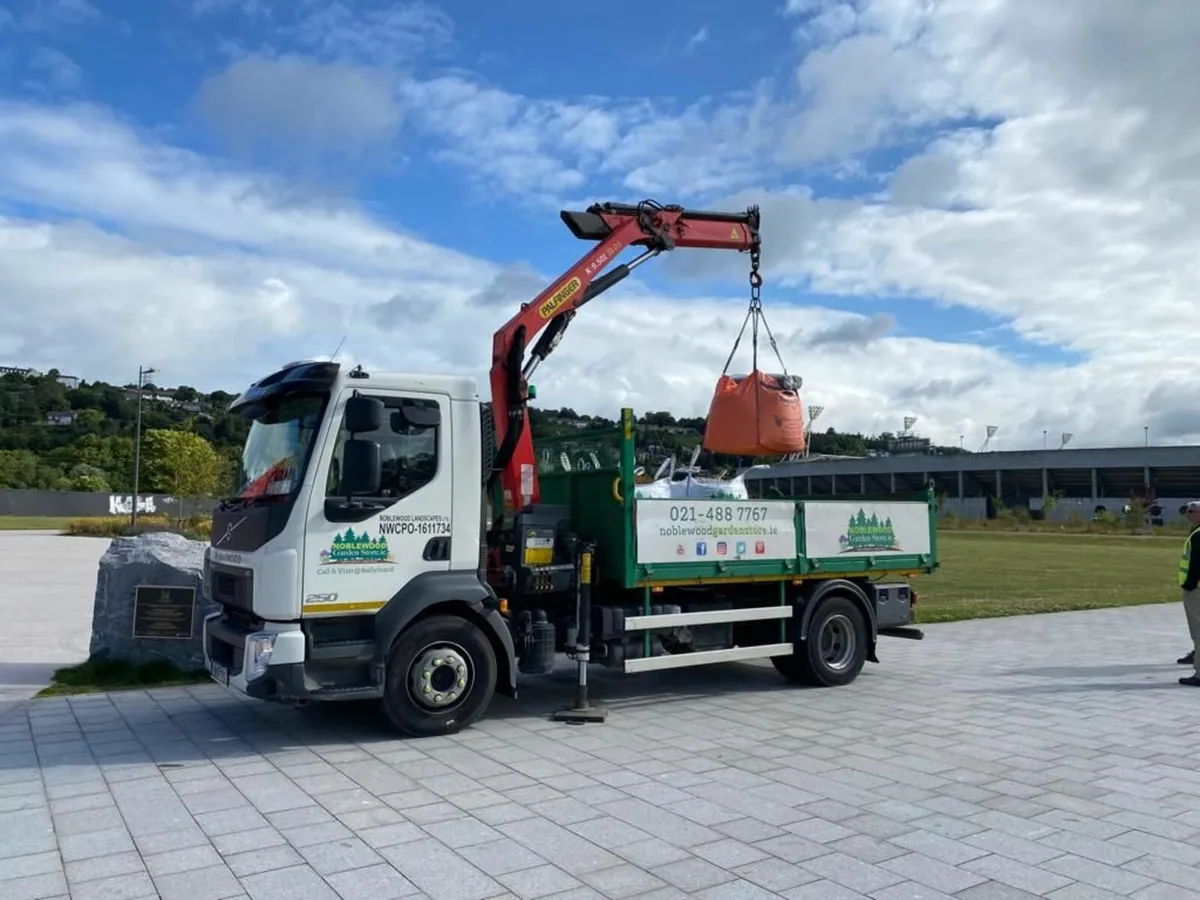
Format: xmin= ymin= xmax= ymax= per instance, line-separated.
xmin=762 ymin=444 xmax=1200 ymax=479
xmin=1028 ymin=495 xmax=1191 ymax=524
xmin=937 ymin=497 xmax=988 ymax=519
xmin=0 ymin=490 xmax=217 ymax=519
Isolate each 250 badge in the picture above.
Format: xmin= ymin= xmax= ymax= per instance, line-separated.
xmin=304 ymin=592 xmax=339 ymax=605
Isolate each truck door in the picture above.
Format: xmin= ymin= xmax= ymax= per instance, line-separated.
xmin=302 ymin=389 xmax=453 ymax=617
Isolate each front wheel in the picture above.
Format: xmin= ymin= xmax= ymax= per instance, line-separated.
xmin=382 ymin=615 xmax=497 ymax=737
xmin=772 ymin=595 xmax=868 ymax=687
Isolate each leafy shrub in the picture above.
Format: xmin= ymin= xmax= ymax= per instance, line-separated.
xmin=1064 ymin=509 xmax=1089 ymax=529
xmin=65 ymin=515 xmax=212 ymax=540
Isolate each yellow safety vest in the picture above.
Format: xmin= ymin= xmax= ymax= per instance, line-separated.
xmin=1180 ymin=527 xmax=1200 ymax=586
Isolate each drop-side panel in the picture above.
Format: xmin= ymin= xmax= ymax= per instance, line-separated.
xmin=633 ymin=498 xmax=801 ymax=582
xmin=800 ymin=499 xmax=935 ymax=576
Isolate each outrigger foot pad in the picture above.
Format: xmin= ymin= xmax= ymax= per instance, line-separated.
xmin=552 ymin=704 xmax=608 ymax=725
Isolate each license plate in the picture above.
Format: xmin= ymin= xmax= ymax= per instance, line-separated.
xmin=210 ymin=663 xmax=230 ymax=687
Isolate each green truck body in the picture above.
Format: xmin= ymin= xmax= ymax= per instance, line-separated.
xmin=522 ymin=408 xmax=937 ymax=680
xmin=538 ymin=408 xmax=938 ymax=587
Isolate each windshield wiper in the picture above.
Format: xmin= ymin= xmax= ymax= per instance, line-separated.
xmin=219 ymin=493 xmax=290 ymax=512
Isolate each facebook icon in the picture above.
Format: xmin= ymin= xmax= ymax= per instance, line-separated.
xmin=695 ymin=542 xmax=708 ymax=556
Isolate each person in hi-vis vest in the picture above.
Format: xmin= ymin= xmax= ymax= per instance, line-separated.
xmin=1177 ymin=501 xmax=1200 ymax=683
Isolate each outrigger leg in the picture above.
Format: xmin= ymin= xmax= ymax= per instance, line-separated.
xmin=553 ymin=542 xmax=608 ymax=725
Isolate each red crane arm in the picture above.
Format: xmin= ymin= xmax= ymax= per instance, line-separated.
xmin=488 ymin=200 xmax=761 ymax=513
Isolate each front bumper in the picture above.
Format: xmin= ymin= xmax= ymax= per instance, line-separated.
xmin=203 ymin=612 xmax=311 ymax=701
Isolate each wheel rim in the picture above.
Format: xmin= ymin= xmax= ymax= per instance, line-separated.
xmin=819 ymin=614 xmax=857 ymax=671
xmin=408 ymin=642 xmax=472 ymax=712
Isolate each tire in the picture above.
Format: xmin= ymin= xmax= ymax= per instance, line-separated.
xmin=381 ymin=614 xmax=497 ymax=738
xmin=772 ymin=594 xmax=868 ymax=687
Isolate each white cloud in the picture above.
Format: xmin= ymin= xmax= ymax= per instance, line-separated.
xmin=400 ymin=75 xmax=788 ymax=206
xmin=194 ymin=54 xmax=404 ymax=167
xmin=398 ymin=76 xmax=628 ymax=205
xmin=684 ymin=27 xmax=708 ymax=52
xmin=291 ymin=0 xmax=455 ymax=67
xmin=14 ymin=0 xmax=99 ymax=32
xmin=0 ymin=101 xmax=484 ymax=276
xmin=25 ymin=46 xmax=82 ymax=93
xmin=188 ymin=0 xmax=272 ymax=16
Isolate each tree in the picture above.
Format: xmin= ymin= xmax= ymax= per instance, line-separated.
xmin=0 ymin=450 xmax=64 ymax=489
xmin=65 ymin=464 xmax=111 ymax=492
xmin=56 ymin=434 xmax=135 ymax=491
xmin=140 ymin=430 xmax=225 ymax=503
xmin=74 ymin=408 xmax=105 ymax=430
xmin=640 ymin=411 xmax=676 ymax=427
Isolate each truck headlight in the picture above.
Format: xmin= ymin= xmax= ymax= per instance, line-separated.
xmin=244 ymin=633 xmax=277 ymax=682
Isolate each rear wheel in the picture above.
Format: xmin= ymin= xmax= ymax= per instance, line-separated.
xmin=772 ymin=595 xmax=868 ymax=687
xmin=382 ymin=615 xmax=497 ymax=737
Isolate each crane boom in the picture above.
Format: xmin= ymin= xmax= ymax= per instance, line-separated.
xmin=489 ymin=199 xmax=761 ymax=514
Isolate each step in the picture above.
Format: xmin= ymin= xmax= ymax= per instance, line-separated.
xmin=309 ymin=640 xmax=376 ymax=663
xmin=623 ymin=642 xmax=793 ymax=674
xmin=623 ymin=605 xmax=792 ymax=631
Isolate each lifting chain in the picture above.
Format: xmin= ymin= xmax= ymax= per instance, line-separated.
xmin=719 ymin=240 xmax=791 ymax=381
xmin=749 ymin=244 xmax=763 ymax=370
xmin=749 ymin=243 xmax=763 ymax=308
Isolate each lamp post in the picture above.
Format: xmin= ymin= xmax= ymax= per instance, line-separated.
xmin=805 ymin=405 xmax=825 ymax=458
xmin=131 ymin=365 xmax=157 ymax=527
xmin=1144 ymin=425 xmax=1149 ymax=447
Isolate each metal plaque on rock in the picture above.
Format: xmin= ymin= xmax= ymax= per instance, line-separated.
xmin=132 ymin=585 xmax=196 ymax=640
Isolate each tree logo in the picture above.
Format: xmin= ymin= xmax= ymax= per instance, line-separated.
xmin=319 ymin=529 xmax=395 ymax=565
xmin=839 ymin=509 xmax=901 ymax=552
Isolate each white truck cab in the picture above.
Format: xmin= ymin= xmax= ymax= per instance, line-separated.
xmin=202 ymin=360 xmax=517 ymax=733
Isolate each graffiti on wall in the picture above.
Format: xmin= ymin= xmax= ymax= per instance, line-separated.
xmin=0 ymin=489 xmax=215 ymax=518
xmin=107 ymin=495 xmax=178 ymax=516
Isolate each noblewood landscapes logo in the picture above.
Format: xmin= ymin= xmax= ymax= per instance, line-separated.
xmin=838 ymin=508 xmax=901 ymax=553
xmin=319 ymin=529 xmax=395 ymax=566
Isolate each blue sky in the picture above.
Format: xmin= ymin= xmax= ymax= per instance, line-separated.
xmin=0 ymin=0 xmax=1190 ymax=446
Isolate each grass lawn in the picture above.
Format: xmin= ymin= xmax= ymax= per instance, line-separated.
xmin=0 ymin=515 xmax=74 ymax=531
xmin=915 ymin=531 xmax=1183 ymax=623
xmin=36 ymin=659 xmax=210 ymax=698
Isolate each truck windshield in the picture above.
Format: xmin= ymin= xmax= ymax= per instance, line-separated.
xmin=235 ymin=393 xmax=326 ymax=501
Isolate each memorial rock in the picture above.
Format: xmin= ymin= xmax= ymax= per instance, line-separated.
xmin=89 ymin=531 xmax=215 ymax=670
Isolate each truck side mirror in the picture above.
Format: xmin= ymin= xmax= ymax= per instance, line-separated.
xmin=341 ymin=439 xmax=382 ymax=495
xmin=345 ymin=396 xmax=384 ymax=434
xmin=392 ymin=403 xmax=441 ymax=430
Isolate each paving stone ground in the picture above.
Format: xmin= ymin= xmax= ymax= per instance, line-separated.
xmin=0 ymin=531 xmax=100 ymax=718
xmin=2 ymin=601 xmax=1198 ymax=900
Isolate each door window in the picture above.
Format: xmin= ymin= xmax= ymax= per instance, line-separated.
xmin=326 ymin=396 xmax=440 ymax=509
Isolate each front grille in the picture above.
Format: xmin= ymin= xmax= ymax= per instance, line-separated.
xmin=209 ymin=561 xmax=254 ymax=613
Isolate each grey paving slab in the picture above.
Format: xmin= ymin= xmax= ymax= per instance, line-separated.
xmin=0 ymin=531 xmax=103 ymax=712
xmin=7 ymin=594 xmax=1200 ymax=899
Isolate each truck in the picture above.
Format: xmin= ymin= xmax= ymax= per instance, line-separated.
xmin=202 ymin=199 xmax=938 ymax=737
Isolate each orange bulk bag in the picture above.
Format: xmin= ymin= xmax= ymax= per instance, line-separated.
xmin=703 ymin=371 xmax=806 ymax=456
